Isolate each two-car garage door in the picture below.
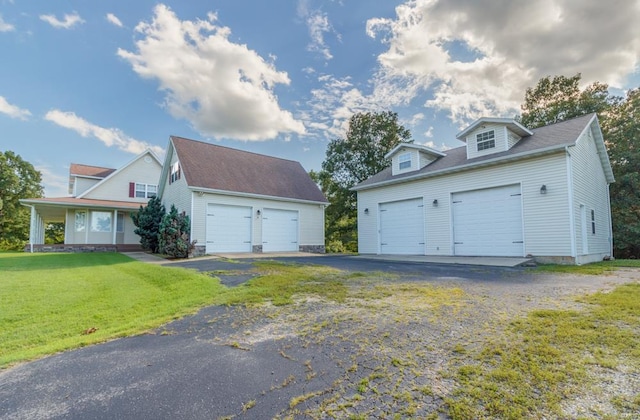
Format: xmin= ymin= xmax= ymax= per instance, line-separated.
xmin=205 ymin=204 xmax=298 ymax=253
xmin=452 ymin=184 xmax=524 ymax=257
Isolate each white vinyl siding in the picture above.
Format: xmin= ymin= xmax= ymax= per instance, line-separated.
xmin=392 ymin=149 xmax=419 ymax=175
xmin=191 ymin=193 xmax=324 ymax=252
xmin=419 ymin=153 xmax=438 ymax=169
xmin=570 ymin=126 xmax=612 ymax=263
xmin=81 ymin=153 xmax=162 ymax=202
xmin=465 ymin=124 xmax=508 ymax=159
xmin=160 ymin=148 xmax=192 ymax=220
xmin=507 ymin=131 xmax=522 ymax=149
xmin=74 ymin=177 xmax=101 ymax=196
xmin=357 ymin=152 xmax=571 ymax=257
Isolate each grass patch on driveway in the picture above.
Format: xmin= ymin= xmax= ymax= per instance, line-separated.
xmin=445 ymin=282 xmax=640 ymax=419
xmin=0 ymin=252 xmax=222 ymax=368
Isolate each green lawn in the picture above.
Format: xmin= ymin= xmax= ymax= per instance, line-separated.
xmin=0 ymin=252 xmax=223 ymax=368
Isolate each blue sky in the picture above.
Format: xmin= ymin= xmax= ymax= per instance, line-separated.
xmin=1 ymin=0 xmax=639 ymax=197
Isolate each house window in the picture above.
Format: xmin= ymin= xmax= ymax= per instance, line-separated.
xmin=399 ymin=153 xmax=412 ymax=170
xmin=90 ymin=211 xmax=112 ymax=233
xmin=591 ymin=209 xmax=596 ymax=235
xmin=75 ymin=211 xmax=86 ymax=232
xmin=116 ymin=213 xmax=124 ymax=233
xmin=135 ymin=183 xmax=157 ymax=198
xmin=477 ymin=130 xmax=496 ymax=151
xmin=170 ymin=162 xmax=181 ymax=184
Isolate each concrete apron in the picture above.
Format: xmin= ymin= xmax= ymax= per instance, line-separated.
xmin=123 ymin=252 xmax=533 ymax=268
xmin=356 ymin=254 xmax=534 ymax=267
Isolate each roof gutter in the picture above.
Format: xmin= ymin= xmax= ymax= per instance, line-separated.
xmin=19 ymin=198 xmax=143 ymax=211
xmin=352 ymin=143 xmax=572 ymax=191
xmin=190 ymin=187 xmax=329 ymax=206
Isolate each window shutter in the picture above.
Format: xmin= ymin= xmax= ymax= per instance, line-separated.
xmin=129 ymin=182 xmax=135 ymax=197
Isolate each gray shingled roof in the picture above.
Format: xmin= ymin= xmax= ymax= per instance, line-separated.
xmin=171 ymin=136 xmax=328 ymax=203
xmin=355 ymin=113 xmax=596 ymax=190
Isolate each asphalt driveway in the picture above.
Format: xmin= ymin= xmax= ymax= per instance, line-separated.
xmin=1 ymin=256 xmax=636 ymax=419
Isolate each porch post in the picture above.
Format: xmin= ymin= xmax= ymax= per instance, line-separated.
xmin=112 ymin=210 xmax=118 ymax=245
xmin=28 ymin=205 xmax=35 ymax=253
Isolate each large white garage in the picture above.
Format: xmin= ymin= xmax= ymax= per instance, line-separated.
xmin=452 ymin=184 xmax=524 ymax=257
xmin=262 ymin=208 xmax=299 ymax=252
xmin=379 ymin=198 xmax=425 ymax=254
xmin=206 ymin=204 xmax=252 ymax=253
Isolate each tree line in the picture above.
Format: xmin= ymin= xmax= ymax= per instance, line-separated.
xmin=2 ymin=74 xmax=639 ymax=257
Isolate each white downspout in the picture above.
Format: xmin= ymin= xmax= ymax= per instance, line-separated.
xmin=606 ymin=183 xmax=614 ymax=258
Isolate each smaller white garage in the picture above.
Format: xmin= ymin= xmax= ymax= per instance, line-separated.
xmin=262 ymin=208 xmax=299 ymax=252
xmin=206 ymin=204 xmax=252 ymax=253
xmin=379 ymin=198 xmax=425 ymax=254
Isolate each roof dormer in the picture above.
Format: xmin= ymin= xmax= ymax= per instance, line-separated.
xmin=457 ymin=118 xmax=532 ymax=160
xmin=385 ymin=143 xmax=446 ymax=176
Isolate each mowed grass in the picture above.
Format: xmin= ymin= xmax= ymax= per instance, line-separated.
xmin=535 ymin=258 xmax=640 ymax=275
xmin=0 ymin=252 xmax=223 ymax=368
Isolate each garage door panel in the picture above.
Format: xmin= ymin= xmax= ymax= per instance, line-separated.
xmin=452 ymin=185 xmax=523 ymax=257
xmin=262 ymin=209 xmax=298 ymax=252
xmin=206 ymin=204 xmax=252 ymax=253
xmin=380 ymin=198 xmax=424 ymax=255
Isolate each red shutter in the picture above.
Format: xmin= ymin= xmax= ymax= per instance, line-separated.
xmin=129 ymin=182 xmax=135 ymax=197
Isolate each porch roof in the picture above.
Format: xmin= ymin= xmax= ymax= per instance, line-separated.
xmin=20 ymin=197 xmax=143 ymax=222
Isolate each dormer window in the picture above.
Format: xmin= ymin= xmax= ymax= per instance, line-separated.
xmin=477 ymin=130 xmax=496 ymax=151
xmin=399 ymin=153 xmax=412 ymax=170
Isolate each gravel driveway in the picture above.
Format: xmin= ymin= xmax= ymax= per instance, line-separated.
xmin=1 ymin=257 xmax=637 ymax=419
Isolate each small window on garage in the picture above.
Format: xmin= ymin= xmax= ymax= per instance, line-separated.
xmin=591 ymin=209 xmax=596 ymax=234
xmin=477 ymin=130 xmax=496 ymax=151
xmin=399 ymin=152 xmax=412 ymax=170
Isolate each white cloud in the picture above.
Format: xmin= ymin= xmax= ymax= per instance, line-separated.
xmin=0 ymin=96 xmax=31 ymax=120
xmin=106 ymin=13 xmax=123 ymax=28
xmin=421 ymin=140 xmax=451 ymax=151
xmin=39 ymin=12 xmax=84 ymax=29
xmin=424 ymin=126 xmax=433 ymax=138
xmin=297 ymin=1 xmax=338 ymax=61
xmin=117 ymin=4 xmax=305 ymax=141
xmin=304 ymin=74 xmax=378 ymax=139
xmin=0 ymin=14 xmax=15 ymax=32
xmin=367 ymin=0 xmax=640 ymax=125
xmin=44 ymin=109 xmax=164 ymax=156
xmin=36 ymin=164 xmax=70 ymax=198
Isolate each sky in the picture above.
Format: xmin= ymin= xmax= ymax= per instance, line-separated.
xmin=1 ymin=0 xmax=639 ymax=197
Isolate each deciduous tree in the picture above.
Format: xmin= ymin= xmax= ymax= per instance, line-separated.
xmin=602 ymin=88 xmax=640 ymax=258
xmin=519 ymin=74 xmax=614 ymax=129
xmin=314 ymin=111 xmax=412 ymax=251
xmin=0 ymin=151 xmax=43 ymax=250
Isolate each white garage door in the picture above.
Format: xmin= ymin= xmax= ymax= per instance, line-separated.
xmin=379 ymin=198 xmax=425 ymax=254
xmin=206 ymin=204 xmax=252 ymax=253
xmin=452 ymin=184 xmax=523 ymax=257
xmin=262 ymin=209 xmax=298 ymax=252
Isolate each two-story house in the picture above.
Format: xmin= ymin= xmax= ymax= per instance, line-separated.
xmin=353 ymin=114 xmax=614 ymax=265
xmin=20 ymin=150 xmax=162 ymax=252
